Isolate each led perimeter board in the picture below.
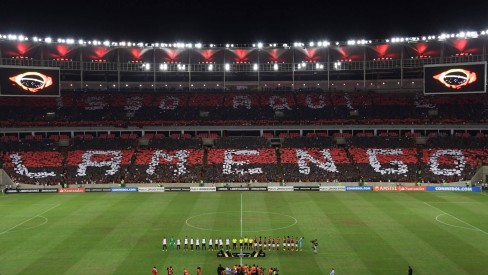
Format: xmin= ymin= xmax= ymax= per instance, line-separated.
xmin=0 ymin=66 xmax=60 ymax=97
xmin=424 ymin=62 xmax=486 ymax=94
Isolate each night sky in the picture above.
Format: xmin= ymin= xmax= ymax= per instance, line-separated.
xmin=1 ymin=0 xmax=487 ymax=44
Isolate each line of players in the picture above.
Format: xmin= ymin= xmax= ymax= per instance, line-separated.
xmin=162 ymin=236 xmax=305 ymax=252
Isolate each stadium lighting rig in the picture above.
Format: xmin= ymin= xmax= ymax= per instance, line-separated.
xmin=1 ymin=28 xmax=488 ymax=50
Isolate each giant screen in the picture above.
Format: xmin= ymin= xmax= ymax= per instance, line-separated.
xmin=0 ymin=66 xmax=60 ymax=97
xmin=424 ymin=62 xmax=486 ymax=94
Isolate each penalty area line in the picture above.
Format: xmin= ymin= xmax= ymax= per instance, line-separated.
xmin=0 ymin=203 xmax=60 ymax=235
xmin=423 ymin=202 xmax=488 ymax=235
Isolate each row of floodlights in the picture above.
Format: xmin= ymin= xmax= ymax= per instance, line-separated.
xmin=389 ymin=31 xmax=480 ymax=43
xmin=150 ymin=62 xmax=326 ymax=71
xmin=68 ymin=82 xmax=418 ymax=88
xmin=2 ymin=30 xmax=487 ymax=48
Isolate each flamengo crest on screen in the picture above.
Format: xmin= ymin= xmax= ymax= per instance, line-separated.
xmin=9 ymin=72 xmax=53 ymax=93
xmin=433 ymin=69 xmax=477 ymax=89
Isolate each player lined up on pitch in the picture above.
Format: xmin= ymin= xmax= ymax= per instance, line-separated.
xmin=161 ymin=236 xmax=305 ymax=252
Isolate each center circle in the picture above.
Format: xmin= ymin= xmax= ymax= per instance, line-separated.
xmin=185 ymin=211 xmax=297 ymax=233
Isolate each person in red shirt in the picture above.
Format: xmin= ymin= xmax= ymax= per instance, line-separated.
xmin=167 ymin=266 xmax=174 ymax=275
xmin=196 ymin=266 xmax=202 ymax=275
xmin=152 ymin=266 xmax=158 ymax=275
xmin=183 ymin=268 xmax=189 ymax=275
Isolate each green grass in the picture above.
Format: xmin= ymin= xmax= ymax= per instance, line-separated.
xmin=0 ymin=192 xmax=487 ymax=275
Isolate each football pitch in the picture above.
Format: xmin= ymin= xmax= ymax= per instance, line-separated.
xmin=0 ymin=191 xmax=487 ymax=275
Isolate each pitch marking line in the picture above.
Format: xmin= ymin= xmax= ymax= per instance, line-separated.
xmin=0 ymin=203 xmax=60 ymax=235
xmin=424 ymin=202 xmax=488 ymax=235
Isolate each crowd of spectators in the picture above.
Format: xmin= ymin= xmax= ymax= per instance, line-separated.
xmin=1 ymin=135 xmax=486 ymax=185
xmin=2 ymin=90 xmax=488 ymax=127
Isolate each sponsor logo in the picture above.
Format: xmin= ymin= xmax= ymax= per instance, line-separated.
xmin=19 ymin=189 xmax=40 ymax=193
xmin=319 ymin=186 xmax=346 ymax=191
xmin=216 ymin=187 xmax=268 ymax=191
xmin=111 ymin=187 xmax=138 ymax=192
xmin=374 ymin=186 xmax=397 ymax=191
xmin=190 ymin=187 xmax=216 ymax=192
xmin=138 ymin=187 xmax=165 ymax=192
xmin=6 ymin=189 xmax=20 ymax=193
xmin=268 ymin=186 xmax=294 ymax=192
xmin=85 ymin=188 xmax=112 ymax=192
xmin=58 ymin=188 xmax=85 ymax=193
xmin=397 ymin=186 xmax=426 ymax=191
xmin=294 ymin=186 xmax=320 ymax=191
xmin=229 ymin=187 xmax=249 ymax=191
xmin=40 ymin=188 xmax=58 ymax=193
xmin=165 ymin=187 xmax=191 ymax=192
xmin=427 ymin=186 xmax=481 ymax=192
xmin=374 ymin=186 xmax=426 ymax=192
xmin=345 ymin=186 xmax=373 ymax=191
